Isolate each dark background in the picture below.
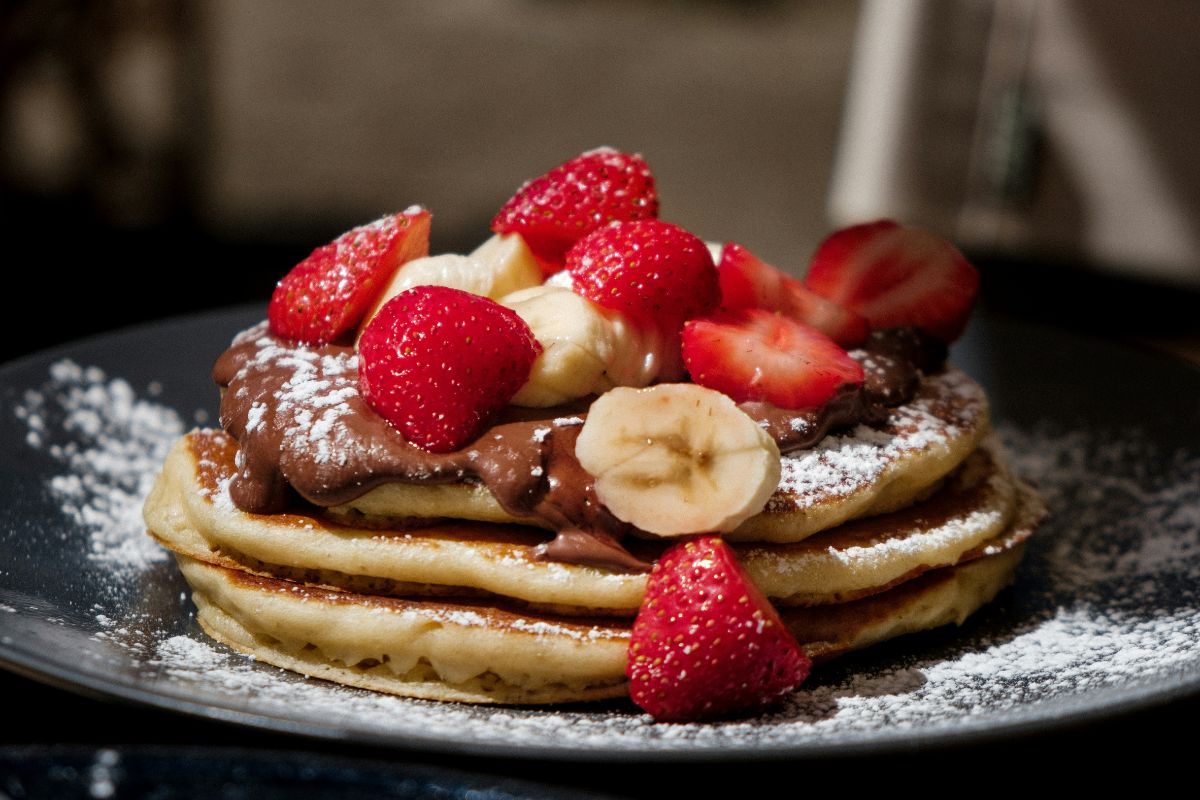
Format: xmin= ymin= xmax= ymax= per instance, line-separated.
xmin=3 ymin=0 xmax=1199 ymax=793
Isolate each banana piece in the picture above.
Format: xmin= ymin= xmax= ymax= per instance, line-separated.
xmin=544 ymin=269 xmax=575 ymax=290
xmin=575 ymin=384 xmax=781 ymax=536
xmin=503 ymin=286 xmax=618 ymax=407
xmin=358 ymin=233 xmax=541 ymax=336
xmin=468 ymin=232 xmax=544 ymax=295
xmin=502 ymin=286 xmax=671 ymax=407
xmin=706 ymin=240 xmax=725 ymax=265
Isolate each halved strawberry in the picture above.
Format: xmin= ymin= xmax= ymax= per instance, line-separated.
xmin=718 ymin=243 xmax=868 ymax=346
xmin=682 ymin=309 xmax=864 ymax=409
xmin=628 ymin=535 xmax=811 ymax=721
xmin=491 ymin=148 xmax=658 ymax=274
xmin=268 ymin=208 xmax=431 ymax=345
xmin=358 ymin=286 xmax=541 ymax=453
xmin=804 ymin=220 xmax=979 ymax=342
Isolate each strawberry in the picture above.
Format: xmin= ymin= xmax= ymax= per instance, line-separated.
xmin=491 ymin=148 xmax=659 ymax=273
xmin=566 ymin=219 xmax=720 ymax=335
xmin=682 ymin=309 xmax=864 ymax=409
xmin=804 ymin=220 xmax=980 ymax=342
xmin=628 ymin=535 xmax=810 ymax=721
xmin=357 ymin=286 xmax=541 ymax=453
xmin=269 ymin=208 xmax=431 ymax=346
xmin=717 ymin=243 xmax=869 ymax=347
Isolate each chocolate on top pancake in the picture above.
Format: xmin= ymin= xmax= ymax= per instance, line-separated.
xmin=311 ymin=368 xmax=989 ymax=549
xmin=143 ymin=421 xmax=1035 ymax=615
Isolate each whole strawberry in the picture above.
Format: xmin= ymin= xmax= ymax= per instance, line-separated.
xmin=358 ymin=286 xmax=541 ymax=453
xmin=566 ymin=219 xmax=720 ymax=336
xmin=491 ymin=147 xmax=659 ymax=272
xmin=628 ymin=535 xmax=811 ymax=721
xmin=269 ymin=208 xmax=431 ymax=345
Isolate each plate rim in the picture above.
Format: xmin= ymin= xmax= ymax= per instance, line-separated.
xmin=1 ymin=305 xmax=1199 ymax=760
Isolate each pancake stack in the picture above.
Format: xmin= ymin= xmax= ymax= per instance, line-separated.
xmin=142 ymin=150 xmax=1045 ymax=714
xmin=143 ymin=361 xmax=1044 ymax=705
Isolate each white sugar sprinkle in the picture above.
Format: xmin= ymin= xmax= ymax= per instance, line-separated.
xmin=16 ymin=360 xmax=184 ymax=572
xmin=772 ymin=371 xmax=981 ymax=511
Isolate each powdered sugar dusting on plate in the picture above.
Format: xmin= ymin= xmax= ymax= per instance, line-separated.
xmin=10 ymin=359 xmax=1200 ymax=753
xmin=15 ymin=360 xmax=183 ymax=572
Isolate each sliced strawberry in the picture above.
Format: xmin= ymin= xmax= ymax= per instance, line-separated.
xmin=566 ymin=219 xmax=719 ymax=335
xmin=682 ymin=309 xmax=864 ymax=409
xmin=718 ymin=243 xmax=868 ymax=346
xmin=491 ymin=148 xmax=658 ymax=273
xmin=804 ymin=220 xmax=980 ymax=342
xmin=268 ymin=208 xmax=431 ymax=346
xmin=357 ymin=286 xmax=541 ymax=453
xmin=628 ymin=535 xmax=811 ymax=721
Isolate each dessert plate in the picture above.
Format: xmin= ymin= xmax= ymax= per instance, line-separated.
xmin=1 ymin=306 xmax=1198 ymax=759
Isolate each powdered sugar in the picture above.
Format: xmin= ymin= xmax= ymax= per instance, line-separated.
xmin=231 ymin=327 xmax=362 ymax=467
xmin=15 ymin=360 xmax=183 ymax=572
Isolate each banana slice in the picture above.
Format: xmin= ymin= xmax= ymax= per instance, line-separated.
xmin=468 ymin=232 xmax=543 ymax=295
xmin=503 ymin=286 xmax=617 ymax=407
xmin=358 ymin=234 xmax=541 ymax=336
xmin=575 ymin=384 xmax=781 ymax=536
xmin=503 ymin=286 xmax=670 ymax=407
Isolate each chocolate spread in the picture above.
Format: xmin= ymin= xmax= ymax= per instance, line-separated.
xmin=213 ymin=323 xmax=943 ymax=574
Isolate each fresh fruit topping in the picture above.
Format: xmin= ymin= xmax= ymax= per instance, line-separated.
xmin=566 ymin=219 xmax=720 ymax=335
xmin=627 ymin=534 xmax=810 ymax=721
xmin=804 ymin=220 xmax=980 ymax=342
xmin=269 ymin=208 xmax=431 ymax=345
xmin=469 ymin=232 xmax=544 ymax=291
xmin=575 ymin=384 xmax=781 ymax=536
xmin=718 ymin=243 xmax=868 ymax=346
xmin=502 ymin=286 xmax=667 ymax=407
xmin=491 ymin=147 xmax=659 ymax=272
xmin=504 ymin=285 xmax=620 ymax=407
xmin=357 ymin=286 xmax=541 ymax=452
xmin=356 ymin=233 xmax=542 ymax=338
xmin=681 ymin=309 xmax=864 ymax=409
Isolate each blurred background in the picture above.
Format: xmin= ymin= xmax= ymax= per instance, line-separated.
xmin=2 ymin=0 xmax=1198 ymax=363
xmin=2 ymin=0 xmax=1200 ymax=785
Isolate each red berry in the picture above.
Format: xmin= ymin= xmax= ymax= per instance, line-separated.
xmin=357 ymin=286 xmax=541 ymax=453
xmin=717 ymin=243 xmax=869 ymax=347
xmin=628 ymin=535 xmax=811 ymax=721
xmin=268 ymin=209 xmax=431 ymax=345
xmin=682 ymin=309 xmax=864 ymax=409
xmin=491 ymin=148 xmax=659 ymax=273
xmin=566 ymin=219 xmax=720 ymax=335
xmin=804 ymin=220 xmax=980 ymax=342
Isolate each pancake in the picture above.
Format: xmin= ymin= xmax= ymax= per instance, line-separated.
xmin=175 ymin=542 xmax=1028 ymax=705
xmin=330 ymin=367 xmax=990 ymax=544
xmin=145 ymin=428 xmax=1034 ymax=614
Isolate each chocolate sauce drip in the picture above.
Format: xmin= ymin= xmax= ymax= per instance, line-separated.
xmin=864 ymin=327 xmax=948 ymax=374
xmin=213 ymin=323 xmax=943 ymax=574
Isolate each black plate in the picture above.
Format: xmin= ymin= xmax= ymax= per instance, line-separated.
xmin=1 ymin=307 xmax=1198 ymax=760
